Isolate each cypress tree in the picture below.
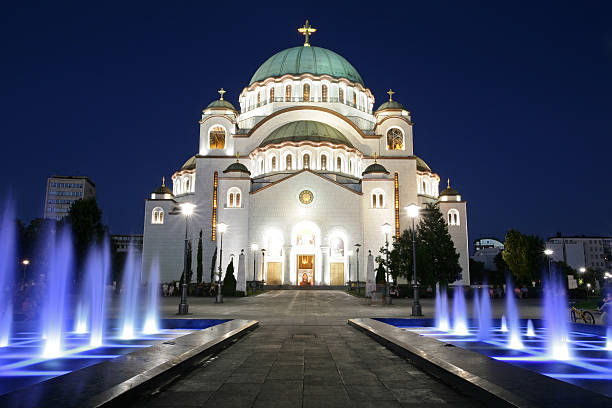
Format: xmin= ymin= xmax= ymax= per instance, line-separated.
xmin=197 ymin=230 xmax=203 ymax=284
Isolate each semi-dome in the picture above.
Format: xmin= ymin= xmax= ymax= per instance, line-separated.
xmin=152 ymin=184 xmax=172 ymax=195
xmin=415 ymin=156 xmax=432 ymax=172
xmin=249 ymin=46 xmax=364 ymax=86
xmin=260 ymin=121 xmax=353 ymax=148
xmin=362 ymin=162 xmax=389 ymax=176
xmin=180 ymin=156 xmax=196 ymax=171
xmin=223 ymin=162 xmax=251 ymax=175
xmin=376 ymin=100 xmax=405 ymax=111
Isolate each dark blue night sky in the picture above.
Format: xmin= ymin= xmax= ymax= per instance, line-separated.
xmin=2 ymin=1 xmax=611 ymax=243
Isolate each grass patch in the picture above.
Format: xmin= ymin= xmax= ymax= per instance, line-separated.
xmin=347 ymin=287 xmax=366 ymax=297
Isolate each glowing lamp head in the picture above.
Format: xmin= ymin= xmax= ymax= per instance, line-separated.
xmin=22 ymin=259 xmax=30 ymax=265
xmin=251 ymin=243 xmax=258 ymax=251
xmin=579 ymin=267 xmax=586 ymax=273
xmin=405 ymin=203 xmax=421 ymax=219
xmin=179 ymin=202 xmax=196 ymax=216
xmin=217 ymin=222 xmax=228 ymax=234
xmin=381 ymin=223 xmax=393 ymax=235
xmin=347 ymin=250 xmax=353 ymax=256
xmin=544 ymin=249 xmax=554 ymax=256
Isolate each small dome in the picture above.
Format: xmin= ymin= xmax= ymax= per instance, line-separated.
xmin=376 ymin=100 xmax=405 ymax=111
xmin=260 ymin=121 xmax=353 ymax=148
xmin=362 ymin=162 xmax=389 ymax=176
xmin=416 ymin=156 xmax=432 ymax=172
xmin=153 ymin=185 xmax=172 ymax=195
xmin=223 ymin=162 xmax=251 ymax=175
xmin=440 ymin=179 xmax=460 ymax=196
xmin=181 ymin=156 xmax=196 ymax=171
xmin=206 ymin=99 xmax=237 ymax=111
xmin=250 ymin=46 xmax=364 ymax=86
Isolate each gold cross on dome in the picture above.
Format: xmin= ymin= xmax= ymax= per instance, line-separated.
xmin=373 ymin=152 xmax=378 ymax=163
xmin=447 ymin=178 xmax=451 ymax=189
xmin=387 ymin=89 xmax=395 ymax=101
xmin=162 ymin=176 xmax=165 ymax=186
xmin=218 ymin=88 xmax=226 ymax=100
xmin=236 ymin=152 xmax=240 ymax=162
xmin=298 ymin=20 xmax=317 ymax=47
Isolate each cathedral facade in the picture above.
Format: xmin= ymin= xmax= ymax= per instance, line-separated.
xmin=142 ymin=23 xmax=470 ymax=289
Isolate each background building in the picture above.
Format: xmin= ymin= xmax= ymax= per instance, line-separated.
xmin=111 ymin=234 xmax=144 ymax=254
xmin=546 ymin=235 xmax=612 ymax=272
xmin=472 ymin=238 xmax=504 ymax=271
xmin=43 ymin=175 xmax=96 ymax=220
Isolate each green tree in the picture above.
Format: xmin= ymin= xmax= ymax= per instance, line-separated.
xmin=196 ymin=230 xmax=203 ymax=284
xmin=502 ymin=230 xmax=544 ymax=284
xmin=415 ymin=203 xmax=462 ymax=286
xmin=210 ymin=247 xmax=217 ymax=282
xmin=222 ymin=258 xmax=236 ymax=295
xmin=469 ymin=258 xmax=487 ymax=285
xmin=185 ymin=241 xmax=193 ymax=284
xmin=375 ymin=262 xmax=386 ymax=284
xmin=492 ymin=252 xmax=507 ymax=285
xmin=66 ymin=198 xmax=105 ymax=280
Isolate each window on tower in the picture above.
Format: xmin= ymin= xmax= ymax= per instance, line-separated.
xmin=303 ymin=84 xmax=310 ymax=101
xmin=447 ymin=209 xmax=460 ymax=226
xmin=209 ymin=126 xmax=226 ymax=149
xmin=321 ymin=154 xmax=327 ymax=170
xmin=271 ymin=156 xmax=277 ymax=171
xmin=227 ymin=187 xmax=242 ymax=208
xmin=386 ymin=128 xmax=404 ymax=150
xmin=337 ymin=157 xmax=342 ymax=172
xmin=152 ymin=207 xmax=164 ymax=224
xmin=371 ymin=189 xmax=385 ymax=208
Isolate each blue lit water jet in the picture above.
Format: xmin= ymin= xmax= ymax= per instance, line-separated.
xmin=42 ymin=228 xmax=73 ymax=358
xmin=606 ymin=327 xmax=612 ymax=351
xmin=88 ymin=239 xmax=110 ymax=346
xmin=452 ymin=285 xmax=468 ymax=335
xmin=505 ymin=279 xmax=523 ymax=349
xmin=544 ymin=271 xmax=571 ymax=360
xmin=120 ymin=250 xmax=141 ymax=339
xmin=526 ymin=320 xmax=536 ymax=337
xmin=435 ymin=285 xmax=450 ymax=331
xmin=500 ymin=315 xmax=508 ymax=332
xmin=478 ymin=285 xmax=492 ymax=340
xmin=0 ymin=203 xmax=16 ymax=347
xmin=143 ymin=258 xmax=160 ymax=334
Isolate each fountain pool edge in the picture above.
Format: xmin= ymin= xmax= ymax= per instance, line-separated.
xmin=0 ymin=319 xmax=258 ymax=408
xmin=348 ymin=318 xmax=611 ymax=408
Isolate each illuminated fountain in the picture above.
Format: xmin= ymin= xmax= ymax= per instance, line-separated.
xmin=526 ymin=319 xmax=535 ymax=337
xmin=500 ymin=315 xmax=508 ymax=332
xmin=120 ymin=249 xmax=141 ymax=339
xmin=505 ymin=279 xmax=523 ymax=349
xmin=42 ymin=228 xmax=73 ymax=358
xmin=143 ymin=258 xmax=160 ymax=334
xmin=90 ymin=240 xmax=110 ymax=346
xmin=452 ymin=285 xmax=469 ymax=335
xmin=606 ymin=327 xmax=612 ymax=351
xmin=478 ymin=286 xmax=492 ymax=341
xmin=0 ymin=204 xmax=16 ymax=347
xmin=435 ymin=285 xmax=450 ymax=331
xmin=543 ymin=272 xmax=570 ymax=360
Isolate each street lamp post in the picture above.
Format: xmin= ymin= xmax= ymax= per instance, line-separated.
xmin=251 ymin=243 xmax=258 ymax=296
xmin=544 ymin=249 xmax=554 ymax=280
xmin=21 ymin=259 xmax=30 ymax=285
xmin=406 ymin=204 xmax=422 ymax=316
xmin=216 ymin=222 xmax=228 ymax=303
xmin=381 ymin=223 xmax=392 ymax=304
xmin=354 ymin=244 xmax=361 ymax=295
xmin=178 ymin=203 xmax=195 ymax=315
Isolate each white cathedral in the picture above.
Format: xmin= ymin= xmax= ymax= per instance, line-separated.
xmin=142 ymin=22 xmax=470 ymax=291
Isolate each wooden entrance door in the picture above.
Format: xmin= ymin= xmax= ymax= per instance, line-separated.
xmin=267 ymin=262 xmax=282 ymax=285
xmin=330 ymin=263 xmax=344 ymax=286
xmin=297 ymin=255 xmax=314 ymax=285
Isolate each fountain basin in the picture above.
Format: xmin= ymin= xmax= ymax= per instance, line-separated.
xmin=349 ymin=318 xmax=612 ymax=406
xmin=0 ymin=318 xmax=230 ymax=399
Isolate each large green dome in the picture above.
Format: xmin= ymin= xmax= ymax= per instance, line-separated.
xmin=249 ymin=46 xmax=364 ymax=86
xmin=260 ymin=121 xmax=353 ymax=148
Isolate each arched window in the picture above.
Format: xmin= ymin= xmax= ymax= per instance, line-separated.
xmin=286 ymin=154 xmax=292 ymax=170
xmin=258 ymin=158 xmax=264 ymax=174
xmin=321 ymin=154 xmax=327 ymax=170
xmin=269 ymin=87 xmax=275 ymax=102
xmin=322 ymin=85 xmax=328 ymax=102
xmin=422 ymin=181 xmax=426 ymax=194
xmin=209 ymin=126 xmax=226 ymax=149
xmin=285 ymin=85 xmax=291 ymax=101
xmin=331 ymin=236 xmax=345 ymax=257
xmin=371 ymin=189 xmax=385 ymax=208
xmin=448 ymin=209 xmax=460 ymax=226
xmin=303 ymin=154 xmax=310 ymax=169
xmin=257 ymin=92 xmax=261 ymax=106
xmin=386 ymin=128 xmax=404 ymax=150
xmin=271 ymin=156 xmax=277 ymax=171
xmin=339 ymin=88 xmax=344 ymax=103
xmin=353 ymin=91 xmax=357 ymax=106
xmin=152 ymin=207 xmax=164 ymax=224
xmin=185 ymin=178 xmax=190 ymax=192
xmin=349 ymin=160 xmax=353 ymax=174
xmin=337 ymin=157 xmax=342 ymax=172
xmin=227 ymin=187 xmax=242 ymax=208
xmin=303 ymin=84 xmax=310 ymax=101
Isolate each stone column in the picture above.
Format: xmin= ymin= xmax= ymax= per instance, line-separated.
xmin=320 ymin=246 xmax=329 ymax=285
xmin=283 ymin=246 xmax=292 ymax=285
xmin=366 ymin=250 xmax=376 ymax=297
xmin=237 ymin=249 xmax=246 ymax=293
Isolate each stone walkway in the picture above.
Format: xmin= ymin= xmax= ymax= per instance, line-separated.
xmin=133 ymin=291 xmax=480 ymax=407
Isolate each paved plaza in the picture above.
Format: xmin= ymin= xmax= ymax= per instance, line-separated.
xmin=129 ymin=290 xmax=546 ymax=407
